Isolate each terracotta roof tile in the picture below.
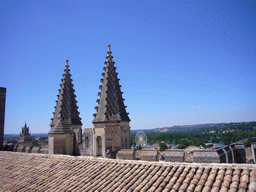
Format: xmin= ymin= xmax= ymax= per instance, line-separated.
xmin=1 ymin=151 xmax=256 ymax=191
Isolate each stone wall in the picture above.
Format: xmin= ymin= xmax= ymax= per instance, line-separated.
xmin=93 ymin=127 xmax=106 ymax=157
xmin=222 ymin=146 xmax=233 ymax=163
xmin=31 ymin=147 xmax=41 ymax=153
xmin=140 ymin=149 xmax=158 ymax=161
xmin=0 ymin=87 xmax=6 ymax=150
xmin=193 ymin=149 xmax=226 ymax=163
xmin=251 ymin=142 xmax=256 ymax=164
xmin=164 ymin=149 xmax=184 ymax=162
xmin=17 ymin=146 xmax=25 ymax=153
xmin=83 ymin=128 xmax=93 ymax=156
xmin=40 ymin=147 xmax=49 ymax=154
xmin=230 ymin=143 xmax=246 ymax=163
xmin=48 ymin=133 xmax=74 ymax=155
xmin=116 ymin=149 xmax=135 ymax=160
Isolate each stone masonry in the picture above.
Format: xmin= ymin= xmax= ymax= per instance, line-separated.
xmin=0 ymin=87 xmax=6 ymax=150
xmin=140 ymin=148 xmax=158 ymax=161
xmin=87 ymin=45 xmax=131 ymax=158
xmin=48 ymin=60 xmax=82 ymax=155
xmin=116 ymin=149 xmax=135 ymax=160
xmin=193 ymin=149 xmax=226 ymax=163
xmin=164 ymin=149 xmax=185 ymax=162
xmin=251 ymin=142 xmax=256 ymax=164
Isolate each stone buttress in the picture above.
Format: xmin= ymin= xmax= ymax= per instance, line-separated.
xmin=48 ymin=60 xmax=82 ymax=155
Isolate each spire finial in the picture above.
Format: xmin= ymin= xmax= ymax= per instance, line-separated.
xmin=106 ymin=44 xmax=113 ymax=62
xmin=65 ymin=59 xmax=70 ymax=70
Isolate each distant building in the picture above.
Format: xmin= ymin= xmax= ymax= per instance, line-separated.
xmin=18 ymin=123 xmax=34 ymax=147
xmin=0 ymin=87 xmax=6 ymax=150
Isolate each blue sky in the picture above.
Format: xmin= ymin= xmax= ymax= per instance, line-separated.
xmin=1 ymin=1 xmax=255 ymax=134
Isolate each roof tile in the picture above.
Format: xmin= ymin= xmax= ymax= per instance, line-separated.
xmin=1 ymin=151 xmax=256 ymax=192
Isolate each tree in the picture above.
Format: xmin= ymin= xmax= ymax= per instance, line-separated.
xmin=159 ymin=143 xmax=168 ymax=151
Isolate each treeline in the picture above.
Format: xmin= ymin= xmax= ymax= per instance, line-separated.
xmin=131 ymin=132 xmax=210 ymax=148
xmin=131 ymin=122 xmax=256 ymax=148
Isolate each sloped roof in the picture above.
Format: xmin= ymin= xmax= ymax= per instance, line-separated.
xmin=93 ymin=45 xmax=130 ymax=123
xmin=0 ymin=151 xmax=255 ymax=191
xmin=49 ymin=60 xmax=82 ymax=133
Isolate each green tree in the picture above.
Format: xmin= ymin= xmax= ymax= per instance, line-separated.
xmin=176 ymin=144 xmax=186 ymax=149
xmin=33 ymin=140 xmax=40 ymax=147
xmin=159 ymin=143 xmax=168 ymax=151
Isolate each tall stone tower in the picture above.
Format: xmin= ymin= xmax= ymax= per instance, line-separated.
xmin=48 ymin=60 xmax=82 ymax=155
xmin=0 ymin=87 xmax=6 ymax=150
xmin=18 ymin=123 xmax=34 ymax=147
xmin=91 ymin=45 xmax=131 ymax=157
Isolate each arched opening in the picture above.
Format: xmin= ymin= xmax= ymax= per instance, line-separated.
xmin=96 ymin=136 xmax=102 ymax=156
xmin=85 ymin=137 xmax=89 ymax=147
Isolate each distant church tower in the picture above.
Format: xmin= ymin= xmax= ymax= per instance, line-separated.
xmin=18 ymin=123 xmax=34 ymax=147
xmin=90 ymin=45 xmax=131 ymax=157
xmin=48 ymin=60 xmax=82 ymax=155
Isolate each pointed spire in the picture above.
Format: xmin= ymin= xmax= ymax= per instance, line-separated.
xmin=93 ymin=45 xmax=130 ymax=123
xmin=21 ymin=122 xmax=30 ymax=136
xmin=49 ymin=60 xmax=82 ymax=133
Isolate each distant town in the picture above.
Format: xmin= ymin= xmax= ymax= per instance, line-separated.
xmin=4 ymin=121 xmax=256 ymax=162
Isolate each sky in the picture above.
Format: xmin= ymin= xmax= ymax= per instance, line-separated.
xmin=0 ymin=1 xmax=255 ymax=134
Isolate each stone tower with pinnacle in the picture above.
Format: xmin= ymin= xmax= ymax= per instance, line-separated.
xmin=48 ymin=60 xmax=82 ymax=155
xmin=86 ymin=45 xmax=131 ymax=157
xmin=18 ymin=122 xmax=34 ymax=147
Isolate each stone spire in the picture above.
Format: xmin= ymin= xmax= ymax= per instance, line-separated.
xmin=18 ymin=122 xmax=34 ymax=146
xmin=21 ymin=122 xmax=30 ymax=136
xmin=49 ymin=60 xmax=82 ymax=133
xmin=93 ymin=45 xmax=130 ymax=123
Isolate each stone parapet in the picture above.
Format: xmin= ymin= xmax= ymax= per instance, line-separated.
xmin=40 ymin=147 xmax=49 ymax=154
xmin=251 ymin=142 xmax=256 ymax=164
xmin=164 ymin=149 xmax=185 ymax=162
xmin=193 ymin=149 xmax=226 ymax=163
xmin=48 ymin=132 xmax=73 ymax=155
xmin=140 ymin=148 xmax=158 ymax=161
xmin=31 ymin=147 xmax=41 ymax=153
xmin=117 ymin=149 xmax=135 ymax=160
xmin=17 ymin=146 xmax=25 ymax=153
xmin=222 ymin=146 xmax=233 ymax=163
xmin=230 ymin=143 xmax=246 ymax=163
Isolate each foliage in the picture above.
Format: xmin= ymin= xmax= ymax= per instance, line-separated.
xmin=247 ymin=138 xmax=256 ymax=146
xmin=205 ymin=144 xmax=214 ymax=148
xmin=130 ymin=121 xmax=256 ymax=148
xmin=159 ymin=143 xmax=168 ymax=151
xmin=7 ymin=140 xmax=17 ymax=144
xmin=221 ymin=131 xmax=256 ymax=145
xmin=33 ymin=140 xmax=40 ymax=147
xmin=176 ymin=144 xmax=186 ymax=149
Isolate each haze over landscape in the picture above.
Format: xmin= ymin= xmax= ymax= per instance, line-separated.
xmin=1 ymin=1 xmax=255 ymax=134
